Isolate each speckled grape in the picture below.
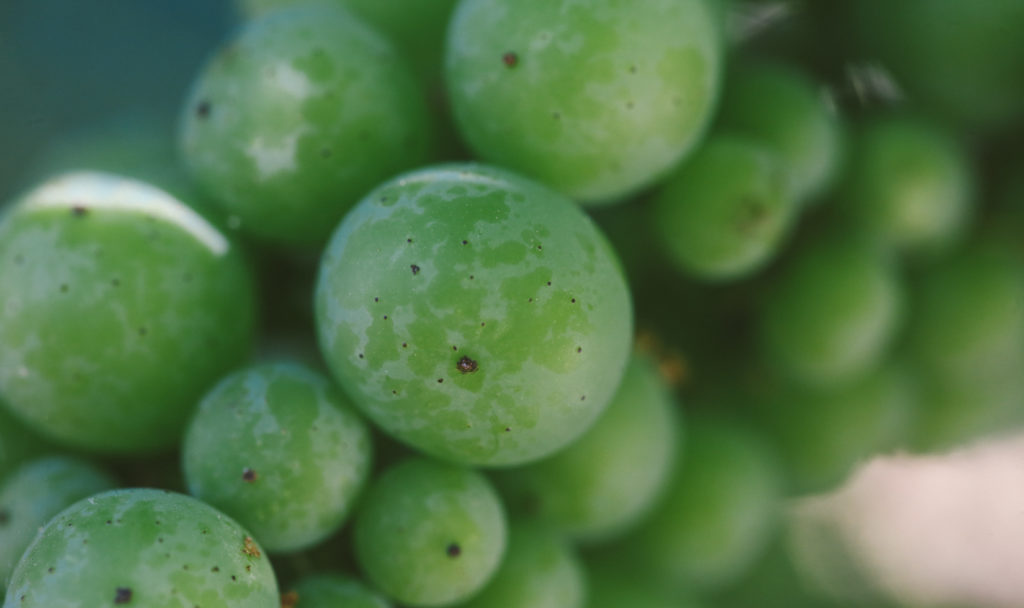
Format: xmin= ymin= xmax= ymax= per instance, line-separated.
xmin=446 ymin=0 xmax=721 ymax=203
xmin=3 ymin=489 xmax=279 ymax=607
xmin=0 ymin=457 xmax=116 ymax=587
xmin=179 ymin=4 xmax=432 ymax=248
xmin=0 ymin=172 xmax=256 ymax=453
xmin=182 ymin=361 xmax=373 ymax=553
xmin=315 ymin=164 xmax=632 ymax=466
xmin=353 ymin=458 xmax=506 ymax=607
xmin=495 ymin=354 xmax=678 ymax=542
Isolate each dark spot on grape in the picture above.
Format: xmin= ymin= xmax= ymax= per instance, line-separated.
xmin=528 ymin=298 xmax=533 ymax=303
xmin=505 ymin=427 xmax=511 ymax=432
xmin=138 ymin=327 xmax=148 ymax=337
xmin=106 ymin=520 xmax=112 ymax=524
xmin=231 ymin=575 xmax=237 ymax=581
xmin=242 ymin=468 xmax=258 ymax=482
xmin=571 ymin=298 xmax=576 ymax=303
xmin=407 ymin=238 xmax=413 ymax=243
xmin=155 ymin=520 xmax=161 ymax=525
xmin=502 ymin=52 xmax=518 ymax=68
xmin=576 ymin=347 xmax=582 ymax=353
xmin=246 ymin=565 xmax=252 ymax=572
xmin=158 ymin=537 xmax=164 ymax=543
xmin=411 ymin=264 xmax=421 ymax=275
xmin=281 ymin=591 xmax=300 ymax=608
xmin=111 ymin=278 xmax=120 ymax=287
xmin=392 ymin=390 xmax=397 ymax=395
xmin=462 ymin=240 xmax=468 ymax=245
xmin=380 ymin=196 xmax=388 ymax=203
xmin=537 ymin=245 xmax=542 ymax=250
xmin=546 ymin=281 xmax=552 ymax=286
xmin=183 ymin=565 xmax=189 ymax=570
xmin=456 ymin=356 xmax=478 ymax=374
xmin=71 ymin=205 xmax=89 ymax=217
xmin=358 ymin=353 xmax=364 ymax=359
xmin=580 ymin=395 xmax=586 ymax=401
xmin=452 ymin=345 xmax=459 ymax=351
xmin=212 ymin=566 xmax=220 ymax=572
xmin=48 ymin=567 xmax=54 ymax=573
xmin=196 ymin=100 xmax=211 ymax=118
xmin=374 ymin=297 xmax=379 ymax=302
xmin=480 ymin=322 xmax=486 ymax=327
xmin=0 ymin=509 xmax=8 ymax=525
xmin=59 ymin=283 xmax=68 ymax=293
xmin=447 ymin=543 xmax=462 ymax=557
xmin=114 ymin=587 xmax=132 ymax=604
xmin=469 ymin=275 xmax=475 ymax=280
xmin=321 ymin=147 xmax=332 ymax=158
xmin=383 ymin=315 xmax=388 ymax=320
xmin=552 ymin=112 xmax=561 ymax=120
xmin=437 ymin=378 xmax=444 ymax=383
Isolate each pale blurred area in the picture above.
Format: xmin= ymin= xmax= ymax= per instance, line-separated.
xmin=790 ymin=433 xmax=1024 ymax=608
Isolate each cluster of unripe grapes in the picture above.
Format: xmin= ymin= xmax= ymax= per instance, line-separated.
xmin=2 ymin=1 xmax=1024 ymax=607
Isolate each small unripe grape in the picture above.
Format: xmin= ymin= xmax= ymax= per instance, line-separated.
xmin=315 ymin=164 xmax=632 ymax=466
xmin=495 ymin=353 xmax=678 ymax=542
xmin=841 ymin=116 xmax=973 ymax=257
xmin=354 ymin=458 xmax=507 ymax=607
xmin=182 ymin=361 xmax=373 ymax=553
xmin=0 ymin=457 xmax=117 ymax=586
xmin=716 ymin=60 xmax=843 ymax=204
xmin=0 ymin=172 xmax=256 ymax=453
xmin=652 ymin=134 xmax=797 ymax=281
xmin=446 ymin=0 xmax=722 ymax=203
xmin=454 ymin=521 xmax=586 ymax=608
xmin=3 ymin=489 xmax=279 ymax=607
xmin=180 ymin=4 xmax=432 ymax=248
xmin=759 ymin=231 xmax=903 ymax=387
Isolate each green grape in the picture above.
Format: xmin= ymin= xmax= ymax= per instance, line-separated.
xmin=182 ymin=361 xmax=373 ymax=553
xmin=651 ymin=134 xmax=797 ymax=281
xmin=759 ymin=365 xmax=917 ymax=494
xmin=315 ymin=164 xmax=632 ymax=466
xmin=628 ymin=419 xmax=783 ymax=590
xmin=715 ymin=60 xmax=843 ymax=204
xmin=455 ymin=521 xmax=585 ymax=608
xmin=3 ymin=488 xmax=279 ymax=607
xmin=353 ymin=458 xmax=506 ymax=607
xmin=848 ymin=0 xmax=1024 ymax=132
xmin=0 ymin=456 xmax=117 ymax=586
xmin=0 ymin=406 xmax=52 ymax=482
xmin=906 ymin=240 xmax=1024 ymax=383
xmin=759 ymin=230 xmax=903 ymax=387
xmin=0 ymin=172 xmax=256 ymax=453
xmin=494 ymin=353 xmax=678 ymax=542
xmin=286 ymin=573 xmax=390 ymax=608
xmin=840 ymin=115 xmax=973 ymax=257
xmin=179 ymin=4 xmax=432 ymax=248
xmin=446 ymin=0 xmax=721 ymax=203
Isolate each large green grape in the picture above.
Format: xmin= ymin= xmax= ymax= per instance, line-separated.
xmin=179 ymin=4 xmax=432 ymax=248
xmin=353 ymin=458 xmax=506 ymax=607
xmin=3 ymin=489 xmax=279 ymax=607
xmin=455 ymin=521 xmax=585 ymax=608
xmin=759 ymin=230 xmax=903 ymax=387
xmin=0 ymin=172 xmax=256 ymax=453
xmin=652 ymin=134 xmax=797 ymax=281
xmin=840 ymin=115 xmax=973 ymax=257
xmin=315 ymin=164 xmax=632 ymax=466
xmin=628 ymin=419 xmax=783 ymax=590
xmin=182 ymin=361 xmax=373 ymax=553
xmin=715 ymin=60 xmax=843 ymax=204
xmin=0 ymin=457 xmax=117 ymax=587
xmin=446 ymin=0 xmax=721 ymax=203
xmin=286 ymin=574 xmax=391 ymax=608
xmin=494 ymin=353 xmax=678 ymax=542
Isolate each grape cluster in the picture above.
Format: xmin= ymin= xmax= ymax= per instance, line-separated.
xmin=2 ymin=1 xmax=1024 ymax=607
